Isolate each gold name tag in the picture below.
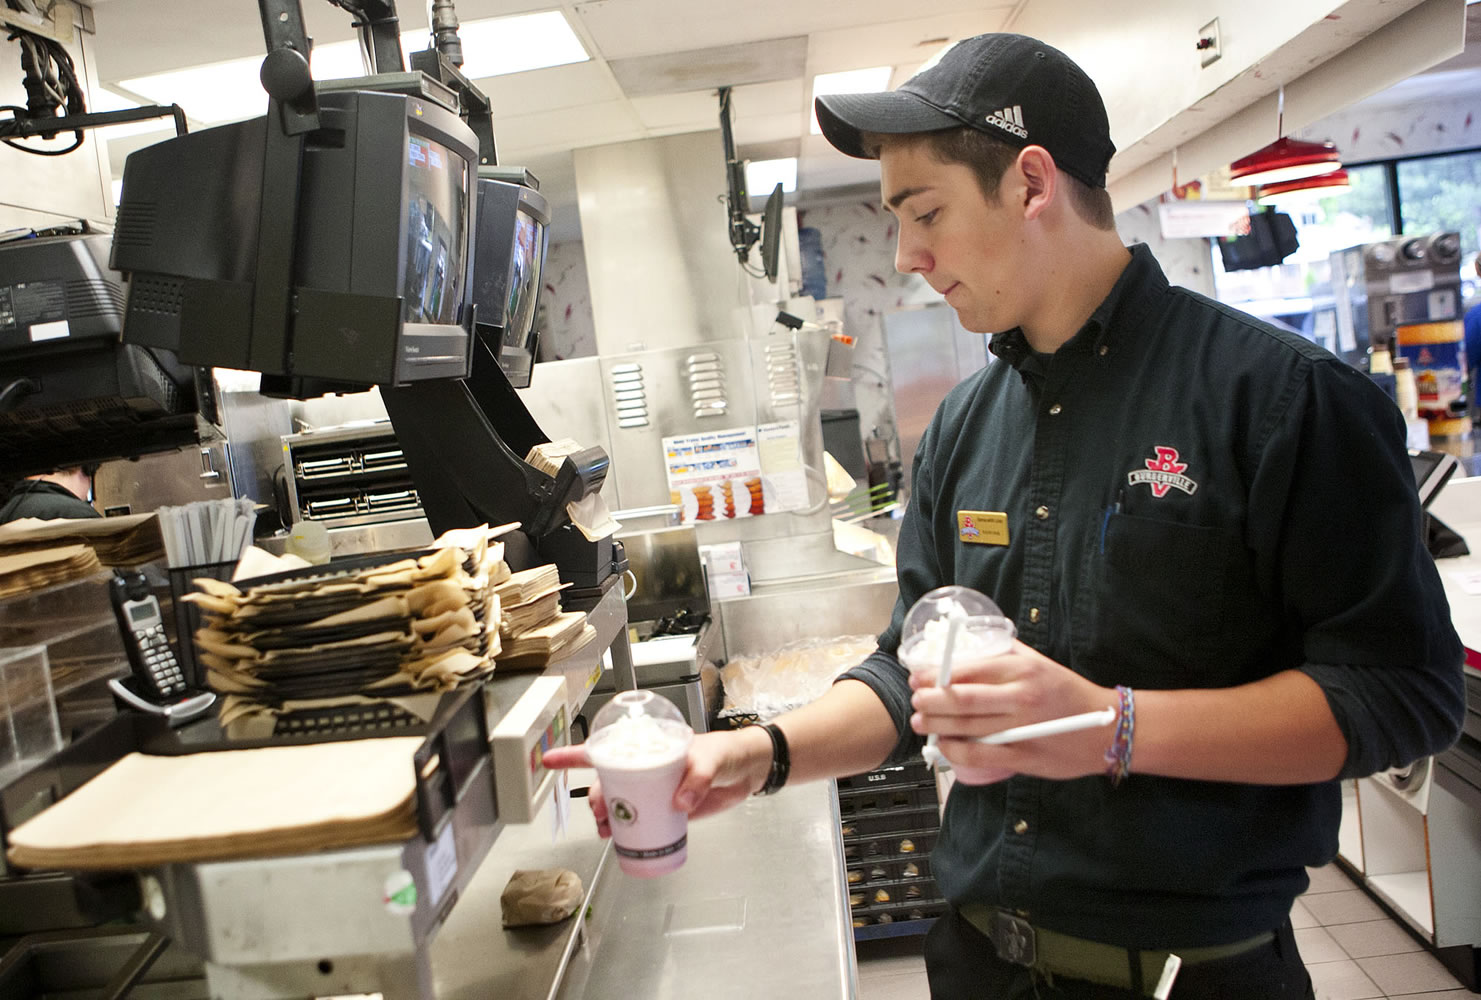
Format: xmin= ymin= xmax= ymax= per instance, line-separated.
xmin=957 ymin=510 xmax=1009 ymax=546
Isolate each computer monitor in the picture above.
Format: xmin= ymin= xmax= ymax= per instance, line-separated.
xmin=1217 ymin=210 xmax=1299 ymax=272
xmin=1409 ymin=448 xmax=1459 ymax=509
xmin=0 ymin=232 xmax=200 ymax=475
xmin=111 ymin=88 xmax=479 ymax=388
xmin=471 ymin=177 xmax=550 ymax=389
xmin=759 ymin=183 xmax=784 ymax=283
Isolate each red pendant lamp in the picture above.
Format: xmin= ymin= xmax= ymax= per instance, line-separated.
xmin=1256 ymin=168 xmax=1351 ymax=205
xmin=1229 ymin=85 xmax=1344 ymax=190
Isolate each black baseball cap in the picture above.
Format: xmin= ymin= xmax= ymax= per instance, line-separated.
xmin=815 ymin=33 xmax=1116 ymax=189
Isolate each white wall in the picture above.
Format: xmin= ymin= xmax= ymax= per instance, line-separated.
xmin=0 ymin=6 xmax=113 ymax=232
xmin=1295 ymin=89 xmax=1481 ymax=162
xmin=1013 ymin=0 xmax=1444 ymax=183
xmin=1105 ymin=0 xmax=1465 ymax=211
xmin=538 ymin=186 xmax=1216 ymax=459
xmin=539 ymin=240 xmax=598 ymax=361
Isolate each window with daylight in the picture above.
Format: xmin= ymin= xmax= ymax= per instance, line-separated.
xmin=1396 ymin=149 xmax=1481 ymax=302
xmin=1209 ymin=163 xmax=1393 ymax=337
xmin=1211 ymin=148 xmax=1481 ymax=330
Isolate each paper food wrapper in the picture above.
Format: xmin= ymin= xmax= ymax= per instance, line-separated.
xmin=501 ymin=868 xmax=584 ymax=927
xmin=566 ymin=493 xmax=620 ymax=543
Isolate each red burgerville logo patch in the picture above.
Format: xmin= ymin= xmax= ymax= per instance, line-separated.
xmin=1127 ymin=446 xmax=1198 ymax=498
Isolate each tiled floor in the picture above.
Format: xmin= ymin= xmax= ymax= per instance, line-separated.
xmin=854 ymin=864 xmax=1476 ymax=999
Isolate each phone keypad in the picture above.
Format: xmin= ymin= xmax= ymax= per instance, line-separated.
xmin=139 ymin=624 xmax=185 ymax=696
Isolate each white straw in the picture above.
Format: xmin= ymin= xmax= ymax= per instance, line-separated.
xmin=975 ymin=707 xmax=1117 ymax=745
xmin=920 ymin=613 xmax=964 ymax=769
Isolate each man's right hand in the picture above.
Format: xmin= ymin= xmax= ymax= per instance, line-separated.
xmin=541 ymin=726 xmax=774 ymax=838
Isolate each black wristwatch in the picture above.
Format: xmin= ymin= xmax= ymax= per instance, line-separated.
xmin=754 ymin=722 xmax=791 ymax=796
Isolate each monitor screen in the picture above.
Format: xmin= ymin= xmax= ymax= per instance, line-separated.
xmin=403 ymin=134 xmax=468 ymax=327
xmin=502 ymin=208 xmax=544 ymax=351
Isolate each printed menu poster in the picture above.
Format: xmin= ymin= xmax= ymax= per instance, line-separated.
xmin=662 ymin=422 xmax=807 ymax=523
xmin=757 ymin=421 xmax=809 ymax=512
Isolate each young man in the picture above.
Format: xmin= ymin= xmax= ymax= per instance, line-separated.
xmin=0 ymin=465 xmax=100 ymax=523
xmin=546 ymin=33 xmax=1465 ymax=998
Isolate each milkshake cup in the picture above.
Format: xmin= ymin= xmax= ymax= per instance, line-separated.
xmin=585 ymin=690 xmax=695 ymax=876
xmin=899 ymin=586 xmax=1016 ymax=784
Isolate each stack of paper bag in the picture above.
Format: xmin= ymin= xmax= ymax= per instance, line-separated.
xmin=0 ymin=544 xmax=102 ymax=599
xmin=5 ymin=737 xmax=422 ymax=870
xmin=495 ymin=565 xmax=566 ymax=636
xmin=497 ymin=613 xmax=592 ymax=668
xmin=186 ymin=526 xmax=510 ymax=735
xmin=493 ymin=564 xmax=593 ymax=669
xmin=0 ymin=513 xmax=164 ymax=566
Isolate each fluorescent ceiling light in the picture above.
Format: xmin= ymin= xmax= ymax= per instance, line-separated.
xmin=810 ymin=66 xmax=892 ymax=134
xmin=747 ymin=157 xmax=797 ymax=196
xmin=119 ymin=55 xmax=267 ymax=125
xmin=116 ymin=10 xmax=588 ymax=125
xmin=313 ymin=11 xmax=589 ymax=80
xmin=306 ymin=38 xmax=370 ymax=80
xmin=453 ymin=11 xmax=589 ymax=79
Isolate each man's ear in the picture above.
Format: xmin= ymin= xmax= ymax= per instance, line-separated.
xmin=1016 ymin=146 xmax=1057 ymax=221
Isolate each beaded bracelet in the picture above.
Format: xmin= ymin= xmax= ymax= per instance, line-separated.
xmin=1103 ymin=685 xmax=1135 ymax=785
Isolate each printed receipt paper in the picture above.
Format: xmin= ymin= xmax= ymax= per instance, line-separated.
xmin=7 ymin=737 xmax=423 ymax=870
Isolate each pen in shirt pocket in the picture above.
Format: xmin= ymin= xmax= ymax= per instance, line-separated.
xmin=1099 ymin=488 xmax=1124 ymax=554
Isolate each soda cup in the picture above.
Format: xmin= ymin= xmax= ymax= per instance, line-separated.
xmin=585 ymin=691 xmax=694 ymax=876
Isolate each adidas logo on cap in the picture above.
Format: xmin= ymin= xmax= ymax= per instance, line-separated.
xmin=984 ymin=105 xmax=1027 ymax=139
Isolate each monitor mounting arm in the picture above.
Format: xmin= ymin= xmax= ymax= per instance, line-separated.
xmin=718 ymin=86 xmax=759 ymax=265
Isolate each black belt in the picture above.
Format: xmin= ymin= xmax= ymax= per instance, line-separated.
xmin=959 ymin=903 xmax=1276 ymax=996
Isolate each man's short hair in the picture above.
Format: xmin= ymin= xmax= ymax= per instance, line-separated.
xmin=866 ymin=127 xmax=1117 ymax=231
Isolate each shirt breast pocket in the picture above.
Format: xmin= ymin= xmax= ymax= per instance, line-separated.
xmin=1072 ymin=512 xmax=1239 ymax=688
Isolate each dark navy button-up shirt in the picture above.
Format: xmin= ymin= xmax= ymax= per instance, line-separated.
xmin=841 ymin=244 xmax=1465 ymax=948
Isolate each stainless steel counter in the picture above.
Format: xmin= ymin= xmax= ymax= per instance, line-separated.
xmin=429 ymin=775 xmax=857 ymax=1000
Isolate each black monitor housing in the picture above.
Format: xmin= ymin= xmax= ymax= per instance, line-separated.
xmin=472 ymin=172 xmax=550 ymax=389
xmin=112 ymin=86 xmax=479 ymax=388
xmin=1218 ymin=209 xmax=1300 ymax=272
xmin=0 ymin=231 xmax=202 ymax=476
xmin=102 ymin=1 xmax=616 ymax=588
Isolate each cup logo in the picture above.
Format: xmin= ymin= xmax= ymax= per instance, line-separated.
xmin=610 ymin=798 xmax=637 ymax=824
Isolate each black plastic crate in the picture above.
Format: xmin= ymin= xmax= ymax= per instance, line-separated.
xmin=841 ymin=804 xmax=940 ymax=838
xmin=839 ymin=783 xmax=935 ymax=815
xmin=848 ymin=876 xmax=940 ymax=910
xmin=838 ymin=758 xmax=933 ymax=793
xmin=847 ymin=855 xmax=933 ymax=886
xmin=843 ymin=828 xmax=939 ymax=864
xmin=852 ymin=899 xmax=949 ymax=928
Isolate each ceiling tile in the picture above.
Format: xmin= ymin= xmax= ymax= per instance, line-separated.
xmin=732 ymin=79 xmax=807 ymax=117
xmin=628 ymin=91 xmax=717 ymax=131
xmin=572 ymin=0 xmax=994 ymax=61
xmin=608 ymin=37 xmax=807 ymax=97
xmin=477 ymin=60 xmax=624 ymax=115
xmin=806 ymin=10 xmax=1013 ymax=76
xmin=495 ymin=99 xmax=646 ymax=157
xmin=735 ymin=110 xmax=806 ymax=147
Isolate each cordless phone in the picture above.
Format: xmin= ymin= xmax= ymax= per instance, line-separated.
xmin=108 ymin=570 xmax=187 ymax=702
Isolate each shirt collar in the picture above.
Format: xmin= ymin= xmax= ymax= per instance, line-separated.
xmin=988 ymin=243 xmax=1168 ymax=370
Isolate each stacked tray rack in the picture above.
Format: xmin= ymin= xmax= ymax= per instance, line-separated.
xmin=838 ymin=757 xmax=948 ymax=939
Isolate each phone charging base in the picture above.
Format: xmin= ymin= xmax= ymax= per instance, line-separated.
xmin=108 ymin=677 xmax=217 ymax=727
